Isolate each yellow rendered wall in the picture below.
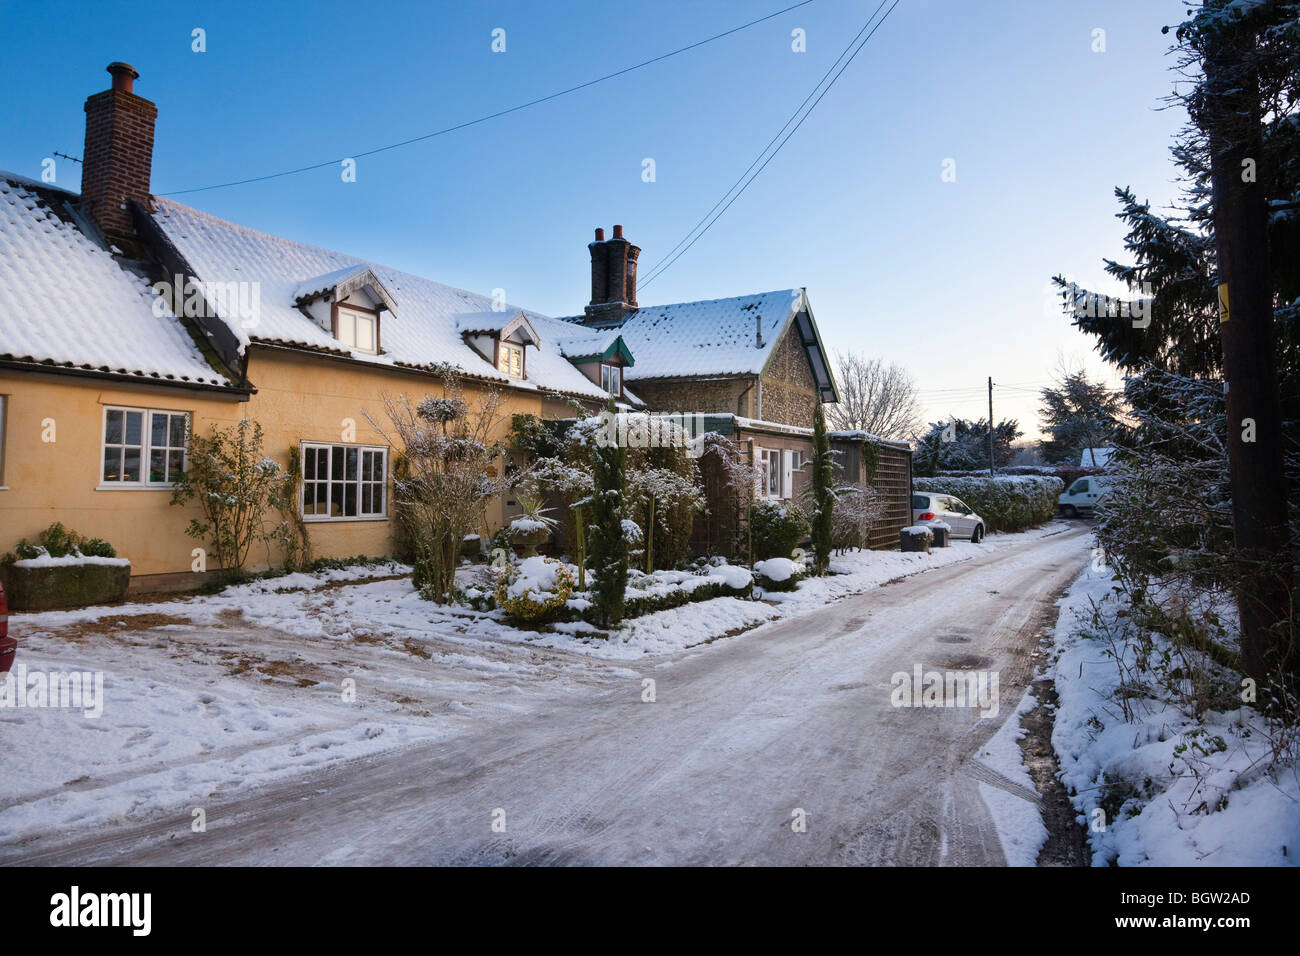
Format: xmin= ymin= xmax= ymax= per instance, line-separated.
xmin=0 ymin=348 xmax=546 ymax=578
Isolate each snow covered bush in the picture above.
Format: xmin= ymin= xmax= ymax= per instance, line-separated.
xmin=831 ymin=482 xmax=888 ymax=552
xmin=5 ymin=523 xmax=118 ymax=563
xmin=749 ymin=500 xmax=810 ymax=561
xmin=367 ymin=376 xmax=514 ymax=604
xmin=169 ymin=418 xmax=291 ymax=581
xmin=495 ymin=556 xmax=576 ymax=623
xmin=913 ymin=475 xmax=1062 ymax=533
xmin=753 ymin=556 xmax=804 ymax=592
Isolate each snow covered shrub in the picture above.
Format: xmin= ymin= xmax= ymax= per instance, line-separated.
xmin=170 ymin=418 xmax=291 ymax=581
xmin=367 ymin=376 xmax=514 ymax=604
xmin=753 ymin=556 xmax=804 ymax=592
xmin=749 ymin=500 xmax=810 ymax=561
xmin=5 ymin=523 xmax=118 ymax=563
xmin=495 ymin=556 xmax=576 ymax=623
xmin=626 ymin=461 xmax=705 ymax=572
xmin=912 ymin=475 xmax=1062 ymax=533
xmin=831 ymin=483 xmax=888 ymax=552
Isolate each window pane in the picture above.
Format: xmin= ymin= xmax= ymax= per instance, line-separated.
xmin=170 ymin=414 xmax=187 ymax=447
xmin=356 ymin=316 xmax=373 ymax=351
xmin=331 ymin=483 xmax=344 ymax=516
xmin=361 ymin=485 xmax=372 ymax=514
xmin=151 ymin=413 xmax=167 ymax=448
xmin=344 ymin=484 xmax=357 ymax=516
xmin=150 ymin=449 xmax=166 ymax=482
xmin=331 ymin=448 xmax=343 ymax=481
xmin=346 ymin=447 xmax=358 ymax=480
xmin=304 ymin=448 xmax=316 ymax=480
xmin=511 ymin=349 xmax=522 ymax=376
xmin=498 ymin=348 xmax=510 ymax=375
xmin=304 ymin=483 xmax=316 ymax=512
xmin=374 ymin=454 xmax=385 ymax=482
xmin=124 ymin=411 xmax=142 ymax=446
xmin=372 ymin=484 xmax=383 ymax=514
xmin=362 ymin=452 xmax=373 ymax=482
xmin=338 ymin=314 xmax=355 ymax=347
xmin=105 ymin=410 xmax=123 ymax=445
xmin=123 ymin=448 xmax=141 ymax=482
xmin=168 ymin=450 xmax=184 ymax=480
xmin=103 ymin=447 xmax=120 ymax=482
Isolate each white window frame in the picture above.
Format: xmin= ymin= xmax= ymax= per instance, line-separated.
xmin=300 ymin=441 xmax=389 ymax=522
xmin=757 ymin=447 xmax=783 ymax=499
xmin=498 ymin=341 xmax=524 ymax=378
xmin=600 ymin=363 xmax=622 ymax=396
xmin=336 ymin=307 xmax=378 ymax=354
xmin=99 ymin=405 xmax=190 ymax=490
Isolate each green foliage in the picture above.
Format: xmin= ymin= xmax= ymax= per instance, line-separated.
xmin=588 ymin=401 xmax=629 ymax=627
xmin=913 ymin=475 xmax=1064 ymax=533
xmin=169 ymin=418 xmax=291 ymax=581
xmin=912 ymin=418 xmax=1023 ymax=476
xmin=809 ymin=403 xmax=834 ymax=574
xmin=5 ymin=522 xmax=118 ymax=562
xmin=749 ymin=500 xmax=810 ymax=561
xmin=1038 ymin=370 xmax=1124 ymax=465
xmin=509 ymin=413 xmax=564 ymax=459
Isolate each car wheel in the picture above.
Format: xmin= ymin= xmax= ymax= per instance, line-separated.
xmin=1062 ymin=505 xmax=1078 ymax=519
xmin=971 ymin=524 xmax=983 ymax=543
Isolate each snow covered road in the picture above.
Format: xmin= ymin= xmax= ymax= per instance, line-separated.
xmin=5 ymin=525 xmax=1092 ymax=865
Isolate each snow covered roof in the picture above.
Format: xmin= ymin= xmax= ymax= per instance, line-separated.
xmin=559 ymin=288 xmax=838 ymax=401
xmin=454 ymin=309 xmax=540 ymax=346
xmin=0 ymin=172 xmax=235 ymax=389
xmin=149 ymin=198 xmax=609 ymax=401
xmin=293 ymin=264 xmax=397 ymax=314
xmin=556 ymin=328 xmax=634 ymax=365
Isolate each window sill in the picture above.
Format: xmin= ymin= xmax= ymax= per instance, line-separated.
xmin=96 ymin=484 xmax=177 ymax=492
xmin=301 ymin=515 xmax=389 ymax=524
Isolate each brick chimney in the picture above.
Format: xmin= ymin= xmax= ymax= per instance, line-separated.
xmin=583 ymin=224 xmax=640 ymax=326
xmin=81 ymin=62 xmax=157 ymax=250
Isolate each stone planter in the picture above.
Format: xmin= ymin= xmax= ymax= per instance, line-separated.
xmin=509 ymin=524 xmax=551 ymax=558
xmin=900 ymin=529 xmax=932 ymax=554
xmin=0 ymin=560 xmax=131 ymax=611
xmin=931 ymin=526 xmax=950 ymax=548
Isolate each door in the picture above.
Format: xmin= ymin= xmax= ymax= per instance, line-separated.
xmin=946 ymin=496 xmax=977 ymax=537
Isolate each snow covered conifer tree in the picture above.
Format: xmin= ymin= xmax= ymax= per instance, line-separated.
xmin=588 ymin=401 xmax=629 ymax=626
xmin=810 ymin=402 xmax=834 ymax=575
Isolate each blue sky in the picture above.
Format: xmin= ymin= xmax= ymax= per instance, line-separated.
xmin=1 ymin=0 xmax=1190 ymax=438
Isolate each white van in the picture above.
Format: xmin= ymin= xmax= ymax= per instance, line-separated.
xmin=1058 ymin=476 xmax=1112 ymax=517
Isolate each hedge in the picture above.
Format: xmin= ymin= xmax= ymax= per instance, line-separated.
xmin=913 ymin=475 xmax=1064 ymax=533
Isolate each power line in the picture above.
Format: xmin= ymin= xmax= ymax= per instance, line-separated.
xmin=159 ymin=1 xmax=815 ymax=196
xmin=639 ymin=0 xmax=904 ymax=288
xmin=637 ymin=0 xmax=892 ymax=282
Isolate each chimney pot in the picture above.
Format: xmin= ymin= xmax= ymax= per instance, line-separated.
xmin=613 ymin=224 xmax=623 ymax=239
xmin=594 ymin=227 xmax=605 ymax=242
xmin=107 ymin=61 xmax=139 ymax=93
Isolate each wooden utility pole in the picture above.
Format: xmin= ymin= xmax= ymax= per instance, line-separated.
xmin=987 ymin=376 xmax=995 ymax=476
xmin=1202 ymin=4 xmax=1293 ymax=687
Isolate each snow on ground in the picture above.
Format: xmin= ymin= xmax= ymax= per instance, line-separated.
xmin=2 ymin=524 xmax=1070 ymax=849
xmin=975 ymin=689 xmax=1049 ymax=867
xmin=1047 ymin=561 xmax=1300 ymax=866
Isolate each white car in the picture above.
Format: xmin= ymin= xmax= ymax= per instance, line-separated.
xmin=911 ymin=492 xmax=986 ymax=543
xmin=1058 ymin=476 xmax=1112 ymax=517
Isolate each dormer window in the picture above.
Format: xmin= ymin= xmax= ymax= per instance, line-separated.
xmin=601 ymin=363 xmax=622 ymax=396
xmin=498 ymin=341 xmax=524 ymax=378
xmin=336 ymin=306 xmax=379 ymax=354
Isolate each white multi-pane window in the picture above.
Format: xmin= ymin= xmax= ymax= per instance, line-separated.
xmin=101 ymin=407 xmax=189 ymax=487
xmin=600 ymin=363 xmax=622 ymax=396
xmin=301 ymin=443 xmax=387 ymax=520
xmin=336 ymin=307 xmax=378 ymax=353
xmin=498 ymin=342 xmax=524 ymax=377
xmin=756 ymin=447 xmax=800 ymax=499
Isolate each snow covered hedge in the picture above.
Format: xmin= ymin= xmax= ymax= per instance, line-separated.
xmin=913 ymin=475 xmax=1063 ymax=533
